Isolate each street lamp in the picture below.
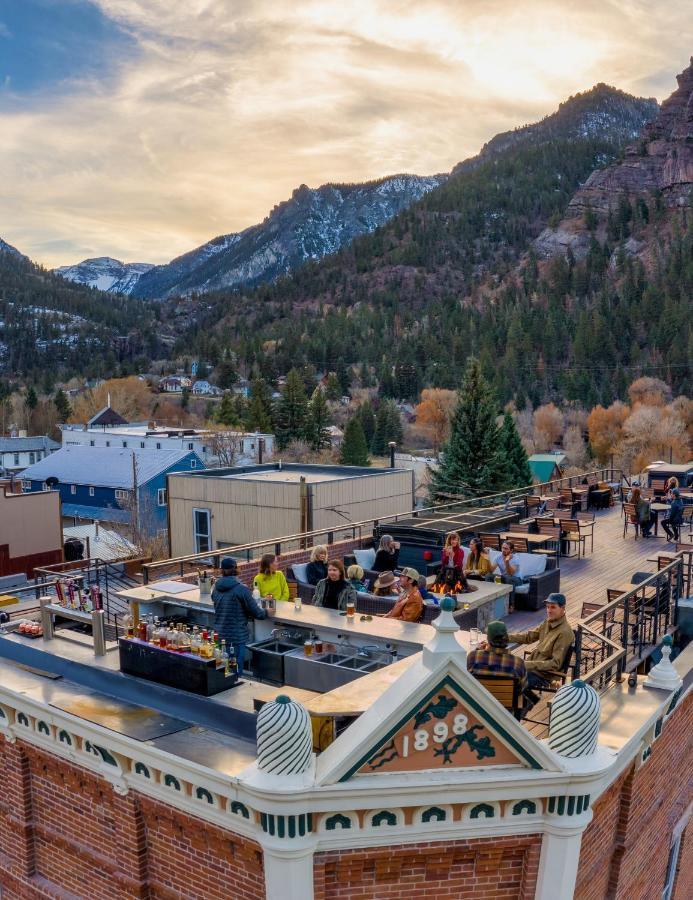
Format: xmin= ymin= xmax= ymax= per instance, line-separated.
xmin=388 ymin=441 xmax=396 ymax=469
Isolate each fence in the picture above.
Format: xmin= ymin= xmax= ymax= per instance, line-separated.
xmin=141 ymin=467 xmax=624 ymax=583
xmin=573 ymin=551 xmax=688 ymax=692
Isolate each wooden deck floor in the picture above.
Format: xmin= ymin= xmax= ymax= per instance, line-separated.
xmin=505 ymin=503 xmax=670 ymax=633
xmin=505 ymin=503 xmax=677 ymax=739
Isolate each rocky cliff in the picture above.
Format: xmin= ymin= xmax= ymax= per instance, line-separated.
xmin=535 ymin=58 xmax=693 ymax=258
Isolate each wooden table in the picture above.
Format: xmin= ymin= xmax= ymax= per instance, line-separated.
xmin=611 ymin=581 xmax=658 ymax=601
xmin=650 ymin=502 xmax=671 ymax=538
xmin=500 ymin=533 xmax=551 ymax=549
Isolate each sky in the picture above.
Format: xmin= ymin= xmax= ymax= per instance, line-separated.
xmin=0 ymin=0 xmax=691 ymax=268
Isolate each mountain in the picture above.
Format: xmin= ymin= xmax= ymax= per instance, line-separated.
xmin=172 ymin=81 xmax=685 ymax=407
xmin=54 ymin=174 xmax=445 ymax=300
xmin=0 ymin=237 xmax=27 ymax=260
xmin=535 ymin=58 xmax=693 ymax=258
xmin=0 ymin=241 xmax=157 ymax=380
xmin=54 ymin=257 xmax=154 ymax=294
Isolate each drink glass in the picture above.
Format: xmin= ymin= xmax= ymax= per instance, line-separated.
xmin=346 ymin=601 xmax=355 ymax=618
xmin=314 ymin=638 xmax=324 ymax=654
xmin=470 ymin=627 xmax=480 ymax=647
xmin=494 ymin=575 xmax=502 ymax=584
xmin=303 ymin=641 xmax=313 ymax=657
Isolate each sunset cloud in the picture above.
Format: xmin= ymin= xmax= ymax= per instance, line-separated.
xmin=0 ymin=0 xmax=690 ymax=267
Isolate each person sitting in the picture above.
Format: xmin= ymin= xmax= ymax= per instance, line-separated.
xmin=464 ymin=537 xmax=494 ymax=579
xmin=212 ymin=557 xmax=269 ymax=675
xmin=467 ymin=621 xmax=527 ymax=696
xmin=373 ymin=534 xmax=400 ymax=572
xmin=507 ymin=593 xmax=574 ymax=704
xmin=628 ymin=487 xmax=654 ymax=538
xmin=253 ymin=553 xmax=290 ymax=601
xmin=373 ymin=570 xmax=399 ymax=596
xmin=306 ymin=545 xmax=328 ymax=585
xmin=486 ymin=541 xmax=525 ymax=591
xmin=347 ymin=564 xmax=367 ymax=592
xmin=313 ymin=559 xmax=358 ymax=611
xmin=665 ymin=476 xmax=679 ymax=498
xmin=662 ymin=488 xmax=684 ymax=542
xmin=418 ymin=575 xmax=437 ymax=604
xmin=384 ymin=567 xmax=423 ymax=621
xmin=435 ymin=531 xmax=466 ymax=591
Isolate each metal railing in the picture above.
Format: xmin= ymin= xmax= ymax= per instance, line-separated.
xmin=574 ymin=552 xmax=687 ymax=691
xmin=141 ymin=467 xmax=624 ymax=583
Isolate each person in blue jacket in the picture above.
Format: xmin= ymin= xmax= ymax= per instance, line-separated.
xmin=212 ymin=557 xmax=268 ymax=674
xmin=662 ymin=488 xmax=684 ymax=542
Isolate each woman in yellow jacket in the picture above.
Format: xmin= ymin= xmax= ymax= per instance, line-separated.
xmin=253 ymin=553 xmax=290 ymax=602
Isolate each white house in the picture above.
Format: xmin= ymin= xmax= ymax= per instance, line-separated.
xmin=0 ymin=435 xmax=60 ymax=475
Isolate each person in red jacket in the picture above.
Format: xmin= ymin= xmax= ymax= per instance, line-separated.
xmin=435 ymin=531 xmax=468 ymax=592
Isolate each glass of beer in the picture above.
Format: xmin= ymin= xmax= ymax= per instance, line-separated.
xmin=470 ymin=627 xmax=480 ymax=647
xmin=303 ymin=640 xmax=313 ymax=657
xmin=346 ymin=601 xmax=355 ymax=618
xmin=494 ymin=575 xmax=502 ymax=584
xmin=314 ymin=638 xmax=324 ymax=654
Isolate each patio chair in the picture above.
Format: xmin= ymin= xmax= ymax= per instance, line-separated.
xmin=561 ymin=519 xmax=585 ymax=558
xmin=622 ymin=502 xmax=640 ymax=540
xmin=475 ymin=673 xmax=524 ymax=720
xmin=479 ymin=532 xmax=501 ymax=550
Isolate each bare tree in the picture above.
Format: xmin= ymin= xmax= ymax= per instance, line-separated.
xmin=206 ymin=428 xmax=243 ymax=467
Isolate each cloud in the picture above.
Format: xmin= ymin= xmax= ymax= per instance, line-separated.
xmin=0 ymin=0 xmax=691 ymax=267
xmin=0 ymin=22 xmax=11 ymax=38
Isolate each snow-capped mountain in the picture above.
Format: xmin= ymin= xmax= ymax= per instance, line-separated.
xmin=54 ymin=257 xmax=155 ymax=294
xmin=54 ymin=173 xmax=445 ymax=300
xmin=0 ymin=237 xmax=27 ymax=260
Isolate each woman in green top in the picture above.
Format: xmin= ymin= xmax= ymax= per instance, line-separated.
xmin=253 ymin=554 xmax=290 ymax=602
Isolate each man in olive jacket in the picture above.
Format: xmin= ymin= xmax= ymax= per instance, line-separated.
xmin=212 ymin=557 xmax=268 ymax=675
xmin=508 ymin=592 xmax=573 ymax=703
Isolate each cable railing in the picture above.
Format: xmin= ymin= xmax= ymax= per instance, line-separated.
xmin=142 ymin=467 xmax=624 ymax=583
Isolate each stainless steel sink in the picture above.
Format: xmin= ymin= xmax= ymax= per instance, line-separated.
xmin=283 ymin=648 xmax=387 ymax=692
xmin=248 ymin=637 xmax=305 ymax=684
xmin=258 ymin=641 xmax=301 ymax=654
xmin=360 ymin=661 xmax=387 ymax=673
xmin=317 ymin=652 xmax=351 ymax=665
xmin=336 ymin=657 xmax=364 ymax=669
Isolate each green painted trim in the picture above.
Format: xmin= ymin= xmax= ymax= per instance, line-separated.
xmin=567 ymin=796 xmax=576 ymax=816
xmin=196 ymin=787 xmax=213 ymax=804
xmin=576 ymin=796 xmax=583 ymax=815
xmin=164 ymin=774 xmax=181 ymax=790
xmin=372 ymin=810 xmax=397 ymax=827
xmin=17 ymin=713 xmax=29 ymax=727
xmin=277 ymin=816 xmax=285 ymax=839
xmin=134 ymin=762 xmax=150 ymax=778
xmin=0 ymin=707 xmax=6 ymax=719
xmin=58 ymin=728 xmax=72 ymax=745
xmin=422 ymin=806 xmax=446 ymax=823
xmin=230 ymin=801 xmax=249 ymax=819
xmin=37 ymin=721 xmax=50 ymax=735
xmin=325 ymin=813 xmax=351 ymax=831
xmin=512 ymin=800 xmax=537 ymax=816
xmin=548 ymin=797 xmax=556 ymax=814
xmin=470 ymin=803 xmax=495 ymax=820
xmin=654 ymin=717 xmax=663 ymax=738
xmin=93 ymin=745 xmax=118 ymax=767
xmin=339 ymin=674 xmax=543 ymax=781
xmin=557 ymin=796 xmax=566 ymax=816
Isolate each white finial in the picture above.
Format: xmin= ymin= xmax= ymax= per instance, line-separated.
xmin=422 ymin=597 xmax=466 ymax=669
xmin=644 ymin=637 xmax=682 ymax=691
xmin=107 ymin=392 xmax=111 ymax=407
xmin=548 ymin=680 xmax=600 ymax=757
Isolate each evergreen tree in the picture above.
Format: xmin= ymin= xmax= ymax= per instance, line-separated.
xmin=216 ymin=393 xmax=241 ymax=426
xmin=340 ymin=417 xmax=370 ymax=466
xmin=358 ymin=400 xmax=376 ymax=448
xmin=429 ymin=359 xmax=508 ymax=500
xmin=215 ymin=358 xmax=238 ymax=390
xmin=274 ymin=368 xmax=308 ymax=450
xmin=324 ymin=373 xmax=341 ymax=401
xmin=26 ymin=386 xmax=38 ymax=411
xmin=371 ymin=400 xmax=403 ymax=455
xmin=498 ymin=411 xmax=532 ymax=487
xmin=53 ymin=389 xmax=72 ymax=422
xmin=245 ymin=378 xmax=273 ymax=432
xmin=304 ymin=389 xmax=332 ymax=451
xmin=181 ymin=386 xmax=190 ymax=410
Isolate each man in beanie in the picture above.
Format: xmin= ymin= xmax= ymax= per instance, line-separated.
xmin=467 ymin=621 xmax=526 ymax=693
xmin=212 ymin=557 xmax=268 ymax=675
xmin=508 ymin=593 xmax=573 ymax=701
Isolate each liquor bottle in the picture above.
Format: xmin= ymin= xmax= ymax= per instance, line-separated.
xmin=138 ymin=617 xmax=148 ymax=641
xmin=229 ymin=648 xmax=238 ymax=677
xmin=180 ymin=627 xmax=192 ymax=654
xmin=202 ymin=635 xmax=214 ymax=660
xmin=190 ymin=625 xmax=200 ymax=654
xmin=157 ymin=622 xmax=168 ymax=648
xmin=214 ymin=641 xmax=222 ymax=668
xmin=147 ymin=616 xmax=157 ymax=643
xmin=220 ymin=640 xmax=229 ymax=675
xmin=167 ymin=623 xmax=177 ymax=651
xmin=125 ymin=613 xmax=135 ymax=639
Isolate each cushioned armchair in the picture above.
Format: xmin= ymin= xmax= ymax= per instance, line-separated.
xmin=486 ymin=549 xmax=560 ymax=611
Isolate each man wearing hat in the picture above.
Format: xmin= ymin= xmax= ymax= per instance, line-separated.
xmin=507 ymin=593 xmax=574 ymax=700
xmin=467 ymin=621 xmax=527 ymax=692
xmin=211 ymin=557 xmax=269 ymax=675
xmin=384 ymin=567 xmax=424 ymax=622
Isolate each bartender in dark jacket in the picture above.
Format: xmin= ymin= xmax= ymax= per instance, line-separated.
xmin=212 ymin=557 xmax=268 ymax=675
xmin=373 ymin=534 xmax=400 ymax=572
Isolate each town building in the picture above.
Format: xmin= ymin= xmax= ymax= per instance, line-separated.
xmin=167 ymin=462 xmax=414 ymax=555
xmin=528 ymin=452 xmax=567 ymax=483
xmin=0 ymin=486 xmax=62 ymax=577
xmin=158 ymin=375 xmax=192 ymax=393
xmin=191 ymin=380 xmax=223 ymax=396
xmin=0 ymin=435 xmax=60 ymax=476
xmin=19 ymin=446 xmax=204 ymax=537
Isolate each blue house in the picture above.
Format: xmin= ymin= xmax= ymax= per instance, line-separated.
xmin=20 ymin=446 xmax=204 ymax=537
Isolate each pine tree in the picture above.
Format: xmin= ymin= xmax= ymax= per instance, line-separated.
xmin=304 ymin=389 xmax=331 ymax=451
xmin=340 ymin=417 xmax=370 ymax=466
xmin=358 ymin=400 xmax=376 ymax=448
xmin=275 ymin=368 xmax=308 ymax=450
xmin=429 ymin=359 xmax=507 ymax=500
xmin=245 ymin=378 xmax=273 ymax=432
xmin=53 ymin=389 xmax=72 ymax=422
xmin=216 ymin=393 xmax=240 ymax=426
xmin=26 ymin=386 xmax=38 ymax=411
xmin=215 ymin=358 xmax=238 ymax=390
xmin=324 ymin=373 xmax=341 ymax=401
xmin=371 ymin=400 xmax=403 ymax=455
xmin=498 ymin=411 xmax=532 ymax=487
xmin=181 ymin=386 xmax=190 ymax=410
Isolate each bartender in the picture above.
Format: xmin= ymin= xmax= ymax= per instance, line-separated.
xmin=211 ymin=557 xmax=269 ymax=675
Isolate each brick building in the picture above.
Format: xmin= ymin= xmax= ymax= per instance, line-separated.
xmin=0 ymin=602 xmax=690 ymax=899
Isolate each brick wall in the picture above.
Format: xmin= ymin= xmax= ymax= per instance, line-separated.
xmin=575 ymin=691 xmax=692 ymax=900
xmin=0 ymin=738 xmax=265 ymax=900
xmin=313 ymin=836 xmax=542 ymax=899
